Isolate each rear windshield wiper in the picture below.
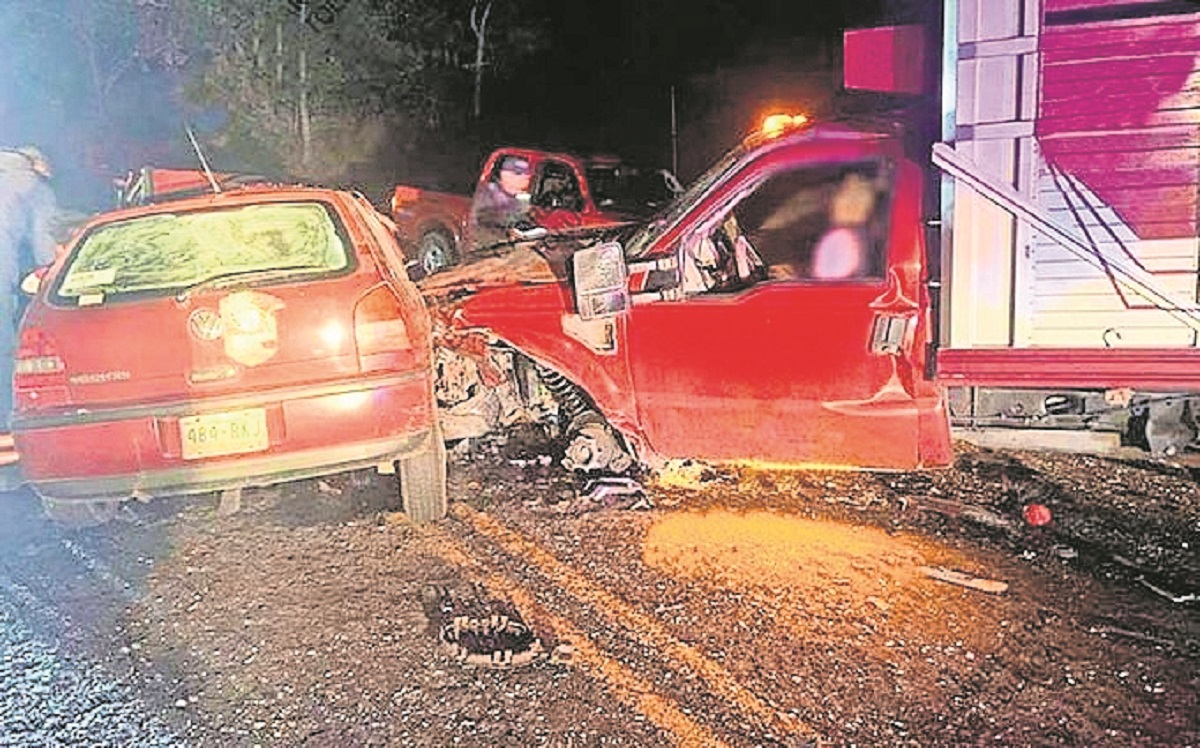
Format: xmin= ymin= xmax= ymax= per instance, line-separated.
xmin=175 ymin=265 xmax=327 ymax=303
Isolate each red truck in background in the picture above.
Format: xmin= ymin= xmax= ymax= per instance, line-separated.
xmin=390 ymin=147 xmax=681 ymax=276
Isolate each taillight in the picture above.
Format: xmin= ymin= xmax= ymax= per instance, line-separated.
xmin=391 ymin=186 xmax=421 ymax=215
xmin=14 ymin=327 xmax=68 ymax=409
xmin=354 ymin=285 xmax=415 ymax=372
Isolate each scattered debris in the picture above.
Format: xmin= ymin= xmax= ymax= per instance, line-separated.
xmin=539 ymin=476 xmax=651 ymax=515
xmin=918 ymin=566 xmax=1009 ymax=594
xmin=1023 ymin=503 xmax=1052 ymax=527
xmin=914 ymin=496 xmax=1015 ymax=532
xmin=824 ymin=489 xmax=884 ymax=511
xmin=380 ymin=511 xmax=410 ymax=527
xmin=32 ymin=435 xmax=1196 ymax=745
xmin=426 ymin=585 xmax=547 ymax=669
xmin=652 ymin=460 xmax=718 ymax=490
xmin=1087 ymin=625 xmax=1175 ymax=648
xmin=507 ymin=455 xmax=555 ymax=469
xmin=549 ymin=643 xmax=575 ymax=665
xmin=582 ymin=477 xmax=652 ymax=511
xmin=440 ymin=614 xmax=545 ymax=668
xmin=1139 ymin=578 xmax=1198 ymax=604
xmin=999 ymin=472 xmax=1061 ymax=507
xmin=316 ymin=480 xmax=341 ymax=496
xmin=216 ymin=487 xmax=242 ymax=516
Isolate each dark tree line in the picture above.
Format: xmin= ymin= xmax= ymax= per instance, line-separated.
xmin=0 ymin=0 xmax=548 ymax=203
xmin=1 ymin=0 xmax=896 ymax=207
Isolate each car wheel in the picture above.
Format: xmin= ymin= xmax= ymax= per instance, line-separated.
xmin=418 ymin=230 xmax=457 ymax=275
xmin=40 ymin=497 xmax=121 ymax=528
xmin=398 ymin=426 xmax=448 ymax=522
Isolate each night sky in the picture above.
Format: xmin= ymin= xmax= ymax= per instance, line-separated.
xmin=435 ymin=0 xmax=921 ymax=184
xmin=1 ymin=0 xmax=924 ymax=208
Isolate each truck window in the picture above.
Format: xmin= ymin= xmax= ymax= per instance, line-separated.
xmin=674 ymin=161 xmax=890 ymax=295
xmin=679 ymin=213 xmax=768 ymax=295
xmin=533 ymin=160 xmax=583 ymax=211
xmin=587 ymin=166 xmax=679 ymax=211
xmin=733 ymin=161 xmax=891 ymax=282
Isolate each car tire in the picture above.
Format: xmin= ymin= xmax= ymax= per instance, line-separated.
xmin=398 ymin=426 xmax=448 ymax=522
xmin=417 ymin=229 xmax=457 ymax=276
xmin=40 ymin=497 xmax=121 ymax=528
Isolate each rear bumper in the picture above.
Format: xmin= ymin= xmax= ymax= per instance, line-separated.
xmin=25 ymin=429 xmax=434 ymax=502
xmin=12 ymin=371 xmax=437 ymax=502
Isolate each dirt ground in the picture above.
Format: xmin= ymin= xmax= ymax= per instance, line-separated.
xmin=31 ymin=432 xmax=1200 ymax=747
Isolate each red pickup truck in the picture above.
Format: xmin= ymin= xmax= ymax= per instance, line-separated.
xmin=419 ymin=116 xmax=952 ymax=475
xmin=418 ymin=0 xmax=1200 ymax=477
xmin=390 ymin=147 xmax=681 ymax=276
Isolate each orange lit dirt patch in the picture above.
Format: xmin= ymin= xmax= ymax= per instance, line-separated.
xmin=643 ymin=510 xmax=994 ymax=649
xmin=644 ymin=510 xmax=926 ymax=592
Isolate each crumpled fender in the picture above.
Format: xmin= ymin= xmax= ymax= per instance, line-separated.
xmin=421 ymin=252 xmax=644 ymax=449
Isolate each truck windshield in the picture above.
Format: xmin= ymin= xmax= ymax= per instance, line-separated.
xmin=624 ymin=143 xmax=755 ymax=258
xmin=52 ymin=202 xmax=351 ymax=305
xmin=585 ymin=166 xmax=680 ymax=214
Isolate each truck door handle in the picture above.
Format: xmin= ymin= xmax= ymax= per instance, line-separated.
xmin=870 ymin=313 xmax=915 ymax=355
xmin=868 ymin=269 xmax=918 ymax=355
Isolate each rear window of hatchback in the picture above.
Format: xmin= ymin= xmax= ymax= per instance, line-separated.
xmin=50 ymin=201 xmax=355 ymax=306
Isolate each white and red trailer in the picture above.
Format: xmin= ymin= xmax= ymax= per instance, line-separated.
xmin=851 ymin=0 xmax=1200 ymax=454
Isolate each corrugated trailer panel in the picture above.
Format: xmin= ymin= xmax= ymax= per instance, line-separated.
xmin=1037 ymin=240 xmax=1199 ymax=267
xmin=1024 ymin=317 xmax=1195 ymax=347
xmin=945 ymin=0 xmax=1038 ymax=349
xmin=1027 ymin=0 xmax=1200 ymax=347
xmin=934 ymin=0 xmax=1200 ymax=452
xmin=1038 ymin=129 xmax=1198 ymax=155
xmin=1037 ymin=174 xmax=1197 ymax=238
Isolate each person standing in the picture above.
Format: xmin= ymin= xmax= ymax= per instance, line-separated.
xmin=468 ymin=155 xmax=534 ymax=251
xmin=0 ymin=146 xmax=58 ymax=485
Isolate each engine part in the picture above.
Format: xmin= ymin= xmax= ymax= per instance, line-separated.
xmin=582 ymin=476 xmax=652 ymax=510
xmin=562 ymin=412 xmax=634 ymax=473
xmin=1144 ymin=397 xmax=1196 ymax=456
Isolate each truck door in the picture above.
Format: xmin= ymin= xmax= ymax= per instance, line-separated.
xmin=625 ymin=155 xmax=940 ymax=469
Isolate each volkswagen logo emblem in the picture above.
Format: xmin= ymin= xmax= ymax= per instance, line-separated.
xmin=188 ymin=308 xmax=224 ymax=341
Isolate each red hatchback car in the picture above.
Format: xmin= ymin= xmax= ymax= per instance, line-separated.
xmin=12 ymin=185 xmax=445 ymax=524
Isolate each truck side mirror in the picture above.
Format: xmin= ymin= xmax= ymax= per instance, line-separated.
xmin=572 ymin=241 xmax=629 ymax=320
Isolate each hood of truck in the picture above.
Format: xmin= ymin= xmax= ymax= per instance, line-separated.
xmin=416 ymin=240 xmax=577 ymax=302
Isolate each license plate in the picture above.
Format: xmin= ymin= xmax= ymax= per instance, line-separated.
xmin=180 ymin=408 xmax=269 ymax=460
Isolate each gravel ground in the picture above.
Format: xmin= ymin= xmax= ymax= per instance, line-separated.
xmin=1 ymin=432 xmax=1198 ymax=746
xmin=0 ymin=594 xmax=182 ymax=747
xmin=0 ymin=490 xmax=184 ymax=747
